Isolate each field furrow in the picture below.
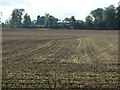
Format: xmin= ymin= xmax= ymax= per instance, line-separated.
xmin=2 ymin=29 xmax=119 ymax=89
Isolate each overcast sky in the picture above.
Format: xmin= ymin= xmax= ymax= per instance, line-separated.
xmin=0 ymin=0 xmax=119 ymax=22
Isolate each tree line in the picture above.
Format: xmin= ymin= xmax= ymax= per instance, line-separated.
xmin=2 ymin=5 xmax=120 ymax=30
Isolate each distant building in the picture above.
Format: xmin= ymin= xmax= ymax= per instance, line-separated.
xmin=36 ymin=15 xmax=45 ymax=25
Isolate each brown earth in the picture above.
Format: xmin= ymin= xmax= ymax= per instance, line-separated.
xmin=2 ymin=29 xmax=119 ymax=89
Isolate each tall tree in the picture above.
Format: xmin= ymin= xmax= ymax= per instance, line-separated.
xmin=85 ymin=15 xmax=94 ymax=29
xmin=11 ymin=8 xmax=24 ymax=27
xmin=69 ymin=16 xmax=77 ymax=29
xmin=62 ymin=17 xmax=70 ymax=29
xmin=117 ymin=6 xmax=120 ymax=29
xmin=44 ymin=13 xmax=50 ymax=27
xmin=44 ymin=13 xmax=58 ymax=28
xmin=23 ymin=13 xmax=31 ymax=26
xmin=63 ymin=17 xmax=70 ymax=23
xmin=103 ymin=5 xmax=117 ymax=29
xmin=90 ymin=8 xmax=106 ymax=29
xmin=62 ymin=16 xmax=77 ymax=29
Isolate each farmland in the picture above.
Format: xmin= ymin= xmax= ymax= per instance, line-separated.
xmin=2 ymin=29 xmax=119 ymax=89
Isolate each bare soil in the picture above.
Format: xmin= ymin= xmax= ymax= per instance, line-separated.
xmin=2 ymin=28 xmax=119 ymax=89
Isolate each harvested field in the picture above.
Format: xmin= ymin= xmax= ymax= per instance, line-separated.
xmin=2 ymin=29 xmax=119 ymax=89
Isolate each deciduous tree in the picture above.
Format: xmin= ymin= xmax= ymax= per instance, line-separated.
xmin=103 ymin=5 xmax=117 ymax=29
xmin=11 ymin=8 xmax=24 ymax=27
xmin=23 ymin=13 xmax=31 ymax=26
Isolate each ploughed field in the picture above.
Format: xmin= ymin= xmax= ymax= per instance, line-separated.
xmin=2 ymin=29 xmax=119 ymax=89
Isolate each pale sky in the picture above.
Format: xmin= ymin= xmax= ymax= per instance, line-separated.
xmin=0 ymin=0 xmax=119 ymax=22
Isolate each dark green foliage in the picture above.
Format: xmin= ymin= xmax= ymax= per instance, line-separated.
xmin=117 ymin=6 xmax=120 ymax=29
xmin=21 ymin=25 xmax=45 ymax=28
xmin=62 ymin=16 xmax=78 ymax=29
xmin=85 ymin=15 xmax=94 ymax=30
xmin=11 ymin=9 xmax=24 ymax=27
xmin=44 ymin=13 xmax=58 ymax=28
xmin=76 ymin=20 xmax=85 ymax=29
xmin=90 ymin=8 xmax=106 ymax=29
xmin=62 ymin=17 xmax=70 ymax=29
xmin=23 ymin=13 xmax=31 ymax=26
xmin=3 ymin=4 xmax=119 ymax=30
xmin=103 ymin=5 xmax=117 ymax=30
xmin=69 ymin=16 xmax=77 ymax=29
